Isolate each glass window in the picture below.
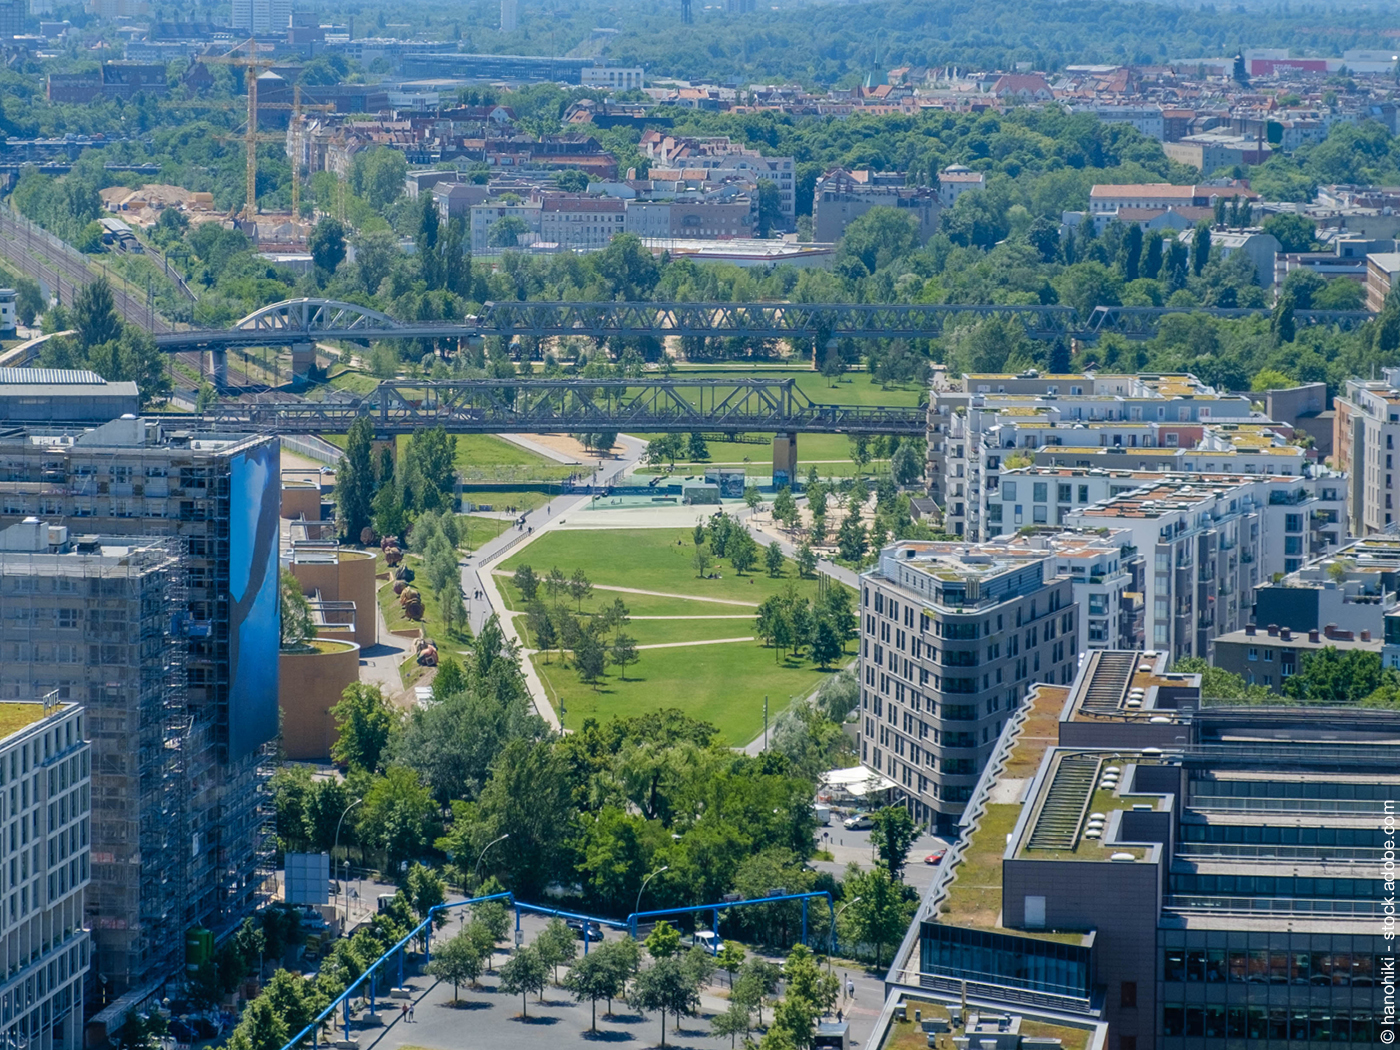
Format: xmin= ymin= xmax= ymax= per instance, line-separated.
xmin=1227 ymin=1006 xmax=1246 ymax=1040
xmin=1002 ymin=482 xmax=1017 ymax=501
xmin=1205 ymin=950 xmax=1226 ymax=983
xmin=1033 ymin=482 xmax=1048 ymax=503
xmin=1204 ymin=1006 xmax=1226 ymax=1039
xmin=1185 ymin=1007 xmax=1203 ymax=1038
xmin=1186 ymin=950 xmax=1206 ymax=982
xmin=1163 ymin=1006 xmax=1184 ymax=1037
xmin=1228 ymin=950 xmax=1247 ymax=983
xmin=1164 ymin=950 xmax=1185 ymax=983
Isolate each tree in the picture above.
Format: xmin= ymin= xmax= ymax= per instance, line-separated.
xmin=730 ymin=531 xmax=759 ymax=575
xmin=765 ymin=542 xmax=785 ymax=578
xmin=1282 ymin=647 xmax=1396 ymax=705
xmin=693 ymin=543 xmax=714 ymax=577
xmin=839 ymin=866 xmax=912 ymax=968
xmin=498 ymin=945 xmax=550 ymax=1017
xmin=711 ymin=1000 xmax=752 ymax=1048
xmin=756 ymin=178 xmax=785 ymax=236
xmin=535 ymin=918 xmax=579 ymax=984
xmin=796 ymin=544 xmax=818 ymax=578
xmin=336 ymin=418 xmax=376 ymax=543
xmin=849 ymin=436 xmax=872 ymax=473
xmin=1171 ymin=657 xmax=1273 ymax=701
xmin=359 ymin=766 xmax=438 ymax=870
xmin=1270 ymin=293 xmax=1296 ymax=347
xmin=330 ymin=683 xmax=396 ymax=772
xmin=688 ymin=432 xmax=710 ymax=461
xmin=772 ymin=487 xmax=800 ymax=531
xmin=73 ymin=277 xmax=121 ymax=349
xmin=869 ymin=805 xmax=920 ymax=880
xmin=576 ymin=632 xmax=607 ymax=687
xmin=1263 ymin=212 xmax=1317 ymax=253
xmin=428 ymin=931 xmax=486 ymax=1003
xmin=1120 ymin=222 xmax=1143 ymax=282
xmin=810 ymin=618 xmax=843 ymax=670
xmin=569 ymin=568 xmax=594 ymax=611
xmin=836 ymin=515 xmax=868 ymax=562
xmin=837 ymin=207 xmax=920 ymax=274
xmin=308 ymin=217 xmax=347 ymax=275
xmin=353 ymin=146 xmax=409 ymax=211
xmin=279 ymin=570 xmax=315 ymax=649
xmin=646 ymin=920 xmax=683 ymax=959
xmin=1251 ymin=367 xmax=1294 ymax=392
xmin=546 ymin=567 xmax=568 ymax=607
xmin=733 ymin=959 xmax=782 ymax=1027
xmin=631 ymin=956 xmax=701 ymax=1046
xmin=597 ymin=234 xmax=660 ymax=300
xmin=890 ymin=443 xmax=923 ymax=486
xmin=744 ymin=486 xmax=763 ymax=510
xmin=226 ymin=997 xmax=287 ymax=1050
xmin=1191 ymin=222 xmax=1211 ymax=276
xmin=403 ymin=426 xmax=458 ymax=513
xmin=610 ymin=633 xmax=639 ymax=680
xmin=488 ymin=215 xmax=529 ymax=248
xmin=717 ymin=942 xmax=746 ymax=987
xmin=565 ymin=948 xmax=628 ymax=1031
xmin=513 ymin=564 xmax=540 ymax=601
xmin=406 ymin=862 xmax=448 ymax=923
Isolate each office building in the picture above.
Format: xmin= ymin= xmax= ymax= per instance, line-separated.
xmin=0 ymin=698 xmax=90 ymax=1050
xmin=500 ymin=0 xmax=517 ymax=32
xmin=0 ymin=370 xmax=139 ymax=424
xmin=811 ymin=168 xmax=940 ymax=244
xmin=886 ymin=650 xmax=1395 ymax=1050
xmin=0 ymin=418 xmax=280 ymax=998
xmin=858 ymin=541 xmax=1077 ymax=834
xmin=230 ymin=0 xmax=288 ymax=34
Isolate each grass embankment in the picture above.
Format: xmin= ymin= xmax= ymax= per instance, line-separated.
xmin=496 ymin=527 xmax=850 ymax=742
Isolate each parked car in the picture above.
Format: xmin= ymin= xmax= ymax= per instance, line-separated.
xmin=567 ymin=919 xmax=604 ymax=942
xmin=843 ymin=813 xmax=873 ymax=830
xmin=924 ymin=849 xmax=948 ymax=866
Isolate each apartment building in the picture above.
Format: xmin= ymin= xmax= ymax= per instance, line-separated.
xmin=639 ymin=133 xmax=796 ymax=227
xmin=936 ymin=165 xmax=985 ymax=208
xmin=539 ymin=195 xmax=626 ymax=249
xmin=0 ymin=418 xmax=279 ymax=996
xmin=811 ymin=167 xmax=940 ymax=243
xmin=893 ymin=651 xmax=1396 ymax=1050
xmin=1248 ymin=535 xmax=1400 ymax=643
xmin=1214 ymin=621 xmax=1381 ymax=692
xmin=1334 ymin=370 xmax=1400 ymax=535
xmin=927 ymin=370 xmax=1260 ymax=540
xmin=994 ymin=527 xmax=1144 ymax=653
xmin=0 ymin=698 xmax=89 ymax=1050
xmin=469 ymin=200 xmax=542 ymax=252
xmin=1060 ymin=474 xmax=1345 ymax=661
xmin=858 ymin=541 xmax=1077 ymax=834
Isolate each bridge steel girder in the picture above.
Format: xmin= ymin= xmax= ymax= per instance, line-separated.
xmin=173 ymin=378 xmax=928 ymax=437
xmin=148 ymin=299 xmax=1377 ymax=352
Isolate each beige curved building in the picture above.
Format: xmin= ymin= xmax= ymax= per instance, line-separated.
xmin=279 ymin=640 xmax=360 ymax=761
xmin=288 ymin=545 xmax=378 ymax=648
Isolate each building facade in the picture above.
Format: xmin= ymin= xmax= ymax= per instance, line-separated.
xmin=0 ymin=699 xmax=89 ymax=1050
xmin=0 ymin=418 xmax=278 ymax=997
xmin=1334 ymin=370 xmax=1400 ymax=535
xmin=858 ymin=541 xmax=1077 ymax=834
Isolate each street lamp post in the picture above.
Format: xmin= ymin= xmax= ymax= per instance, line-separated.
xmin=634 ymin=864 xmax=669 ymax=920
xmin=333 ymin=797 xmax=363 ymax=929
xmin=829 ymin=896 xmax=862 ymax=973
xmin=474 ymin=833 xmax=510 ymax=892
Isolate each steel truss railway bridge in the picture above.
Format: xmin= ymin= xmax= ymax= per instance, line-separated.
xmin=153 ymin=297 xmax=1374 ymax=353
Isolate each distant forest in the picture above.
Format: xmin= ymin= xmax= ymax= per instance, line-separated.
xmin=332 ymin=0 xmax=1400 ymax=88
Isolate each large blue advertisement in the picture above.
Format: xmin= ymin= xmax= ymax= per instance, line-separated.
xmin=228 ymin=439 xmax=281 ymax=759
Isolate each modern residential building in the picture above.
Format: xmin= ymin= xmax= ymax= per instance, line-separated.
xmin=1365 ymin=251 xmax=1400 ymax=312
xmin=1334 ymin=369 xmax=1400 ymax=535
xmin=885 ymin=650 xmax=1397 ymax=1050
xmin=499 ymin=0 xmax=516 ymax=32
xmin=1060 ymin=473 xmax=1345 ymax=661
xmin=858 ymin=541 xmax=1078 ymax=834
xmin=1247 ymin=534 xmax=1400 ymax=640
xmin=811 ymin=167 xmax=940 ymax=243
xmin=1213 ymin=621 xmax=1381 ymax=692
xmin=1171 ymin=228 xmax=1280 ymax=285
xmin=0 ymin=418 xmax=279 ymax=998
xmin=0 ymin=698 xmax=89 ymax=1050
xmin=639 ymin=133 xmax=796 ymax=227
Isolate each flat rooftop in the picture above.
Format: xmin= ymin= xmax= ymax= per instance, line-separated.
xmin=0 ymin=703 xmax=56 ymax=740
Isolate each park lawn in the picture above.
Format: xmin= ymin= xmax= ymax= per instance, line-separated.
xmin=531 ymin=640 xmax=836 ymax=743
xmin=326 ymin=368 xmax=381 ymax=395
xmin=497 ymin=528 xmax=833 ymax=606
xmin=391 ymin=433 xmax=577 ymax=484
xmin=527 ymin=614 xmax=758 ymax=650
xmin=670 ymin=365 xmax=926 ymax=407
xmin=460 ymin=514 xmax=512 ymax=549
xmin=497 ymin=576 xmax=757 ymax=617
xmin=460 ymin=485 xmax=560 ymax=514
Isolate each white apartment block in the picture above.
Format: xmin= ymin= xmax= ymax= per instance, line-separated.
xmin=1335 ymin=371 xmax=1400 ymax=535
xmin=937 ymin=165 xmax=985 ymax=208
xmin=1058 ymin=473 xmax=1345 ymax=662
xmin=858 ymin=542 xmax=1077 ymax=835
xmin=230 ymin=0 xmax=289 ymax=33
xmin=539 ymin=196 xmax=625 ymax=249
xmin=640 ymin=134 xmax=796 ymax=226
xmin=0 ymin=700 xmax=89 ymax=1050
xmin=581 ymin=67 xmax=644 ymax=91
xmin=928 ymin=371 xmax=1283 ymax=541
xmin=469 ymin=201 xmax=542 ymax=253
xmin=1076 ymin=104 xmax=1165 ymax=140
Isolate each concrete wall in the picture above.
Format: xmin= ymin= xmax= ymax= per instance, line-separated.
xmin=281 ymin=482 xmax=322 ymax=521
xmin=290 ymin=550 xmax=378 ymax=648
xmin=279 ymin=642 xmax=359 ymax=761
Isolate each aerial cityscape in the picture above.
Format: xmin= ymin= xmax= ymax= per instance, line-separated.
xmin=0 ymin=0 xmax=1396 ymax=1048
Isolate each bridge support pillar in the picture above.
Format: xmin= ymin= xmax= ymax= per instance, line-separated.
xmin=206 ymin=350 xmax=227 ymax=390
xmin=291 ymin=341 xmax=316 ymax=385
xmin=772 ymin=432 xmax=797 ymax=488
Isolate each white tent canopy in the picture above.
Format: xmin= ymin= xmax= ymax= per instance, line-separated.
xmin=821 ymin=766 xmax=898 ymax=797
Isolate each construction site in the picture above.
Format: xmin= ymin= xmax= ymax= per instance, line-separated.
xmin=0 ymin=417 xmax=283 ymax=1004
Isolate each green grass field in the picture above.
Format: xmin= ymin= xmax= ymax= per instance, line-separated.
xmin=532 ymin=642 xmax=835 ymax=743
xmin=460 ymin=514 xmax=513 ymax=549
xmin=497 ymin=527 xmax=850 ymax=740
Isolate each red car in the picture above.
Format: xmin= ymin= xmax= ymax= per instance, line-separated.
xmin=924 ymin=849 xmax=947 ymax=866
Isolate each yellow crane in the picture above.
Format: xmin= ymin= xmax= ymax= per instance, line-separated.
xmin=196 ymin=41 xmax=333 ymax=222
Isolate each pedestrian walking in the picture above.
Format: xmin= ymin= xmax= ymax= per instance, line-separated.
xmin=848 ymin=978 xmax=856 ymax=1000
xmin=408 ymin=1004 xmax=415 ymax=1022
xmin=400 ymin=1003 xmax=408 ymax=1022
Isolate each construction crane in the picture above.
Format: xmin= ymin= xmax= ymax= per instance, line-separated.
xmin=196 ymin=41 xmax=333 ymax=222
